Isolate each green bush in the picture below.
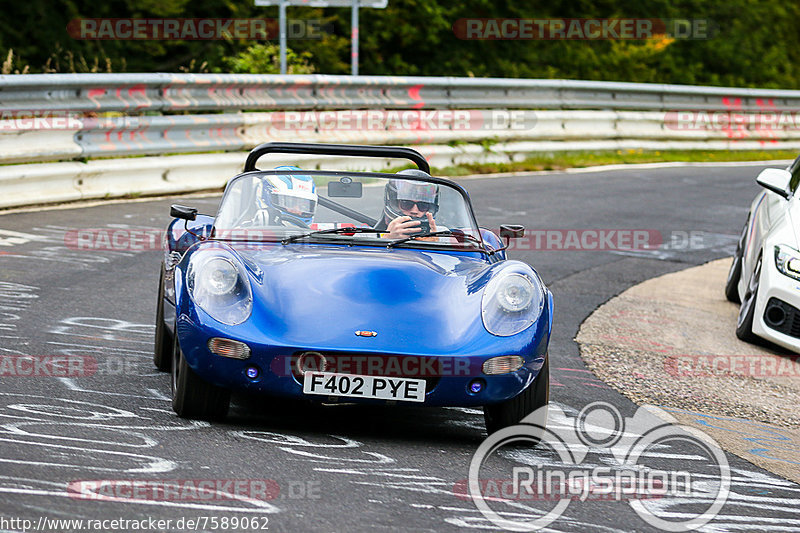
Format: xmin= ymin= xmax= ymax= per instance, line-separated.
xmin=223 ymin=43 xmax=314 ymax=74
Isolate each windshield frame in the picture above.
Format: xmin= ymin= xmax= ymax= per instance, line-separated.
xmin=211 ymin=169 xmax=485 ymax=250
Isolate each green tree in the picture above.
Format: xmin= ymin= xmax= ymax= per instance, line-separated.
xmin=1 ymin=0 xmax=799 ymax=89
xmin=223 ymin=43 xmax=314 ymax=74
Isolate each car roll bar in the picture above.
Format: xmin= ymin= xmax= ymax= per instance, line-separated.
xmin=244 ymin=142 xmax=431 ymax=174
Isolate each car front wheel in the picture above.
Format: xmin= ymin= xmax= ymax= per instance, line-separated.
xmin=153 ymin=265 xmax=172 ymax=371
xmin=484 ymin=355 xmax=549 ymax=436
xmin=725 ymin=218 xmax=748 ymax=303
xmin=171 ymin=321 xmax=230 ymax=420
xmin=736 ymin=255 xmax=762 ymax=343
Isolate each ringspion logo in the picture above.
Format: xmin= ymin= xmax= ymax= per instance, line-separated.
xmin=466 ymin=402 xmax=729 ymax=531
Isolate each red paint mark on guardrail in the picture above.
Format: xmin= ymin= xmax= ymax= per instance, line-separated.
xmin=409 ymin=85 xmax=425 ymax=109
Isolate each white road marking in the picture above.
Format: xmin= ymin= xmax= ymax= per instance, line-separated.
xmin=146 ymin=388 xmax=171 ymax=401
xmin=56 ymin=378 xmax=158 ymax=400
xmin=0 ymin=229 xmax=46 ymax=247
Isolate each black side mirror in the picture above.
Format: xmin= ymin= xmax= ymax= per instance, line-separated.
xmin=170 ymin=204 xmax=198 ymax=221
xmin=489 ymin=224 xmax=525 ymax=255
xmin=500 ymin=224 xmax=525 ymax=240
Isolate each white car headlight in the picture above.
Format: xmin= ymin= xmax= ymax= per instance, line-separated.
xmin=187 ymin=252 xmax=253 ymax=325
xmin=199 ymin=258 xmax=239 ymax=295
xmin=482 ymin=270 xmax=543 ymax=336
xmin=495 ymin=274 xmax=534 ymax=312
xmin=774 ymin=245 xmax=800 ymax=282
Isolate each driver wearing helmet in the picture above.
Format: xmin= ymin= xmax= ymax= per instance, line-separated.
xmin=378 ymin=169 xmax=440 ymax=239
xmin=256 ymin=165 xmax=317 ymax=227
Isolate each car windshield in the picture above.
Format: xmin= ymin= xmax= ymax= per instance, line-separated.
xmin=212 ymin=170 xmax=482 ymax=248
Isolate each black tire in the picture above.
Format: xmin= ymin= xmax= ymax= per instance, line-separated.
xmin=725 ymin=219 xmax=748 ymax=303
xmin=171 ymin=322 xmax=230 ymax=420
xmin=736 ymin=255 xmax=762 ymax=343
xmin=484 ymin=355 xmax=549 ymax=436
xmin=153 ymin=265 xmax=172 ymax=372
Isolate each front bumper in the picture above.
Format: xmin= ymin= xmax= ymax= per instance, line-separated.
xmin=752 ymin=256 xmax=800 ymax=353
xmin=174 ymin=313 xmax=549 ymax=407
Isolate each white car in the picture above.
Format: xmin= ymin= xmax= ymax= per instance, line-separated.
xmin=726 ymin=155 xmax=800 ymax=353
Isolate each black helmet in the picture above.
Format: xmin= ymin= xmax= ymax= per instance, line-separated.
xmin=383 ymin=169 xmax=440 ymax=222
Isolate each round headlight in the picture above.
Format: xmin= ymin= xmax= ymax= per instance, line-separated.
xmin=496 ymin=274 xmax=534 ymax=312
xmin=481 ymin=269 xmax=544 ymax=337
xmin=199 ymin=258 xmax=239 ymax=295
xmin=187 ymin=251 xmax=253 ymax=325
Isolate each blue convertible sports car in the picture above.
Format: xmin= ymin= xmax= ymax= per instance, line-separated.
xmin=153 ymin=143 xmax=553 ymax=434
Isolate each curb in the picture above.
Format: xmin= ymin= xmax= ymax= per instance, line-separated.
xmin=576 ymin=258 xmax=800 ymax=483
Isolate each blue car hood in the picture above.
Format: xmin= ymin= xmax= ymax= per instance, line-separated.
xmin=234 ymin=244 xmax=501 ymax=353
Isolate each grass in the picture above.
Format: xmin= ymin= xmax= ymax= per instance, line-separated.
xmin=428 ymin=149 xmax=798 ymax=177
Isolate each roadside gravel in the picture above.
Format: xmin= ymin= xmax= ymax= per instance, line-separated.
xmin=577 ymin=258 xmax=800 ymax=482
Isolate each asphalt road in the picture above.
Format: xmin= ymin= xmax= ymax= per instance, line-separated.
xmin=0 ymin=162 xmax=798 ymax=532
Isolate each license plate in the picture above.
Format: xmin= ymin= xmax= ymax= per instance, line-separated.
xmin=303 ymin=372 xmax=426 ymax=403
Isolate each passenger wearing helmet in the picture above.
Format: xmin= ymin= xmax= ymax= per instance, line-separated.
xmin=378 ymin=169 xmax=440 ymax=239
xmin=256 ymin=165 xmax=317 ymax=227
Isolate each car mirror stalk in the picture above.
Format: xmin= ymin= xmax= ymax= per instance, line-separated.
xmin=492 ymin=224 xmax=526 ymax=254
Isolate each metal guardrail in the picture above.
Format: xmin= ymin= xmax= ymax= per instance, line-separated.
xmin=4 ymin=73 xmax=800 ymax=113
xmin=75 ymin=114 xmax=246 ymax=158
xmin=2 ymin=73 xmax=800 ymax=168
xmin=3 ymin=73 xmax=799 ymax=209
xmin=3 ymin=140 xmax=797 ymax=210
xmin=3 ymin=108 xmax=799 ymax=165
